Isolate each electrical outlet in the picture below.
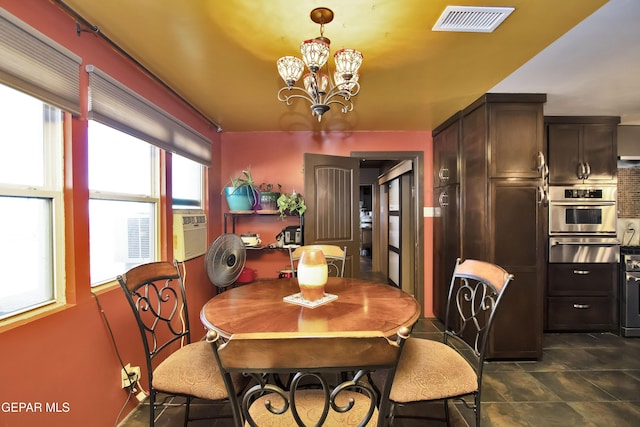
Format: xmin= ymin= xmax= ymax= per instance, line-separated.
xmin=121 ymin=363 xmax=141 ymax=389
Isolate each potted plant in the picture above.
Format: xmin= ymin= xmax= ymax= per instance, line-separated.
xmin=223 ymin=167 xmax=259 ymax=211
xmin=277 ymin=191 xmax=307 ymax=218
xmin=258 ymin=183 xmax=282 ymax=211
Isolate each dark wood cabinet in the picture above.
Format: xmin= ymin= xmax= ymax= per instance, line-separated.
xmin=432 ymin=184 xmax=460 ymax=322
xmin=546 ymin=263 xmax=618 ymax=331
xmin=432 ymin=114 xmax=461 ymax=323
xmin=546 ymin=116 xmax=620 ymax=184
xmin=433 ymin=113 xmax=461 ymax=186
xmin=460 ymin=93 xmax=547 ymax=360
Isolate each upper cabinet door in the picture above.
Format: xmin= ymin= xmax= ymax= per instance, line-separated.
xmin=433 ymin=116 xmax=460 ymax=186
xmin=489 ymin=102 xmax=545 ymax=179
xmin=547 ymin=117 xmax=619 ymax=185
xmin=581 ymin=123 xmax=617 ymax=182
xmin=547 ymin=123 xmax=582 ymax=184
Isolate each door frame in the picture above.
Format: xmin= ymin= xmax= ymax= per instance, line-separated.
xmin=351 ymin=151 xmax=424 ymax=312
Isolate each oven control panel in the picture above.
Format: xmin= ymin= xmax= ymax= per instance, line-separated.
xmin=564 ymin=188 xmax=603 ymax=199
xmin=549 ymin=186 xmax=617 ymax=202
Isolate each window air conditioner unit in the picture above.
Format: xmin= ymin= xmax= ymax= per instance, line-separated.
xmin=173 ymin=210 xmax=207 ymax=262
xmin=115 ymin=215 xmax=153 ymax=265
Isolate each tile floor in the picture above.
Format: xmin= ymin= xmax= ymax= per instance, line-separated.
xmin=119 ymin=317 xmax=640 ymax=427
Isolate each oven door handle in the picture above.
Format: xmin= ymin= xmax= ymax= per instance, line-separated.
xmin=550 ymin=239 xmax=620 ymax=246
xmin=549 ymin=201 xmax=616 ymax=206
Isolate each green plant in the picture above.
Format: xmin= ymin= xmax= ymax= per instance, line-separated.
xmin=223 ymin=166 xmax=259 ymax=207
xmin=225 ymin=167 xmax=257 ymax=191
xmin=277 ymin=191 xmax=307 ymax=217
xmin=259 ymin=183 xmax=282 ymax=193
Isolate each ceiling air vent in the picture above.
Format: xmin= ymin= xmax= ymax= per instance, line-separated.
xmin=433 ymin=6 xmax=515 ymax=32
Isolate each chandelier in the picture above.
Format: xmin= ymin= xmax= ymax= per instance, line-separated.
xmin=277 ymin=7 xmax=363 ymax=122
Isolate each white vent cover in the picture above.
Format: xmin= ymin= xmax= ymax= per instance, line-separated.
xmin=433 ymin=6 xmax=515 ymax=32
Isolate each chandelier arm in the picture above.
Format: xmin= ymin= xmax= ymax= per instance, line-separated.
xmin=277 ymin=87 xmax=315 ymax=106
xmin=324 ymin=97 xmax=354 ymax=113
xmin=324 ymin=82 xmax=360 ymax=99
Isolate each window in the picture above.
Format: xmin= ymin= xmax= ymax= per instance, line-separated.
xmin=172 ymin=154 xmax=204 ymax=209
xmin=88 ymin=121 xmax=159 ymax=286
xmin=0 ymin=84 xmax=64 ymax=320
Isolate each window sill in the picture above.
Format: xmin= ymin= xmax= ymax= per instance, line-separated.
xmin=0 ymin=301 xmax=69 ymax=333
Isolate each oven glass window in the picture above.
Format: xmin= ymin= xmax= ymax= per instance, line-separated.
xmin=565 ymin=208 xmax=602 ymax=225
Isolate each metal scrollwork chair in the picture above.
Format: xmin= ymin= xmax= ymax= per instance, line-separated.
xmin=383 ymin=258 xmax=514 ymax=426
xmin=117 ymin=261 xmax=248 ymax=427
xmin=289 ymin=245 xmax=347 ymax=277
xmin=207 ymin=328 xmax=411 ymax=427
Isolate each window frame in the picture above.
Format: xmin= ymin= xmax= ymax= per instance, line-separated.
xmin=88 ymin=120 xmax=161 ymax=287
xmin=0 ymin=92 xmax=65 ymax=322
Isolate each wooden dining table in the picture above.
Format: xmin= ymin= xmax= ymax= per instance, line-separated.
xmin=200 ymin=277 xmax=421 ymax=338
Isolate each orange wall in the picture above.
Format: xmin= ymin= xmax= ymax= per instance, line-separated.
xmin=0 ymin=1 xmax=433 ymax=426
xmin=219 ymin=131 xmax=434 ymax=315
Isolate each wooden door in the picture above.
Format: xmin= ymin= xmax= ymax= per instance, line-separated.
xmin=303 ymin=153 xmax=360 ymax=278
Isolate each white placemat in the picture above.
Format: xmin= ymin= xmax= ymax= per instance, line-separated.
xmin=283 ymin=292 xmax=338 ymax=308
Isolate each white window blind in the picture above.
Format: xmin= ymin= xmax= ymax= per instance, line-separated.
xmin=0 ymin=8 xmax=81 ymax=115
xmin=86 ymin=65 xmax=211 ymax=165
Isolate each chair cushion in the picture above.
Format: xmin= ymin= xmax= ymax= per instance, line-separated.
xmin=153 ymin=340 xmax=246 ymax=401
xmin=247 ymin=389 xmax=378 ymax=426
xmin=389 ymin=338 xmax=478 ymax=403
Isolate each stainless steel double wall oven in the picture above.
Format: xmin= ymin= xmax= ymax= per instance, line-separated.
xmin=548 ymin=186 xmax=619 ymax=263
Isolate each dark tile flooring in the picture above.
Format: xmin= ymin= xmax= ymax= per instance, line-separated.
xmin=119 ymin=317 xmax=640 ymax=427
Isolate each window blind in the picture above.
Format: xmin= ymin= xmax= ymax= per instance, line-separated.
xmin=0 ymin=8 xmax=81 ymax=115
xmin=86 ymin=65 xmax=211 ymax=165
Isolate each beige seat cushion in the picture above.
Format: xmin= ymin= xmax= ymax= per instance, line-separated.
xmin=389 ymin=337 xmax=477 ymax=403
xmin=153 ymin=340 xmax=246 ymax=401
xmin=247 ymin=389 xmax=378 ymax=426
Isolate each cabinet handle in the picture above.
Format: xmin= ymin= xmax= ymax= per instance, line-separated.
xmin=576 ymin=163 xmax=584 ymax=179
xmin=536 ymin=151 xmax=546 ymax=172
xmin=438 ymin=167 xmax=450 ymax=181
xmin=438 ymin=191 xmax=449 ymax=207
xmin=584 ymin=162 xmax=591 ymax=179
xmin=573 ymin=304 xmax=590 ymax=309
xmin=573 ymin=269 xmax=591 ymax=275
xmin=537 ymin=186 xmax=544 ymax=205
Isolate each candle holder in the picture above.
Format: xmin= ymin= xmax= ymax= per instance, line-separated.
xmin=296 ymin=248 xmax=328 ymax=302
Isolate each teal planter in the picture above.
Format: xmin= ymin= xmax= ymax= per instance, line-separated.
xmin=224 ymin=186 xmax=255 ymax=211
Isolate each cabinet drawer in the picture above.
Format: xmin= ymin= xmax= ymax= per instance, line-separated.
xmin=548 ymin=263 xmax=616 ymax=296
xmin=546 ymin=297 xmax=615 ymax=331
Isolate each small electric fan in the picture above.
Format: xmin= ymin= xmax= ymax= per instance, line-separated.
xmin=204 ymin=233 xmax=246 ymax=288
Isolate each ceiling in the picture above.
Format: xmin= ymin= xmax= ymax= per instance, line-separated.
xmin=57 ymin=0 xmax=640 ymax=132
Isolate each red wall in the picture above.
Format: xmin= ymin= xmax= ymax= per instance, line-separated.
xmin=0 ymin=1 xmax=221 ymax=426
xmin=0 ymin=1 xmax=433 ymax=425
xmin=219 ymin=131 xmax=434 ymax=314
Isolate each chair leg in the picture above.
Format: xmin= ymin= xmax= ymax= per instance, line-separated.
xmin=443 ymin=398 xmax=450 ymax=427
xmin=183 ymin=396 xmax=191 ymax=427
xmin=149 ymin=391 xmax=155 ymax=427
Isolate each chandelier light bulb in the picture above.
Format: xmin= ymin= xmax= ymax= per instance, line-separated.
xmin=334 ymin=49 xmax=363 ymax=80
xmin=277 ymin=56 xmax=304 ymax=87
xmin=300 ymin=39 xmax=330 ymax=72
xmin=303 ymin=73 xmax=329 ymax=97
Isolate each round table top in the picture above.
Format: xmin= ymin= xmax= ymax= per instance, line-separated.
xmin=200 ymin=277 xmax=421 ymax=338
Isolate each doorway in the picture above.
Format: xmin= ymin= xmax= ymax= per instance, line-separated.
xmin=352 ymin=151 xmax=424 ymax=305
